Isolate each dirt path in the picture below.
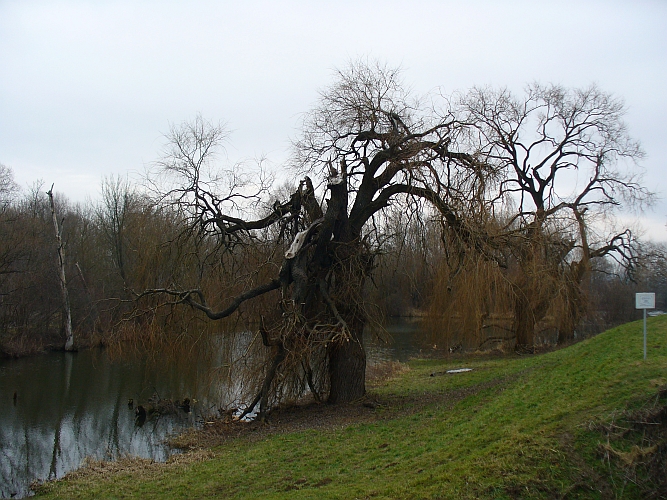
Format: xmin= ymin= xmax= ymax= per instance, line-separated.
xmin=169 ymin=370 xmax=512 ymax=451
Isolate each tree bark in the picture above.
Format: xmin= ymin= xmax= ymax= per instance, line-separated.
xmin=47 ymin=187 xmax=75 ymax=352
xmin=557 ymin=325 xmax=574 ymax=345
xmin=327 ymin=326 xmax=366 ymax=404
xmin=557 ymin=268 xmax=589 ymax=345
xmin=513 ymin=288 xmax=552 ymax=352
xmin=512 ymin=294 xmax=535 ymax=352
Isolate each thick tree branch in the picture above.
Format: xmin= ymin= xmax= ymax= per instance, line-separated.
xmin=136 ymin=279 xmax=281 ymax=320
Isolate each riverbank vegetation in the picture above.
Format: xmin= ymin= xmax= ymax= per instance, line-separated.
xmin=35 ymin=316 xmax=667 ymax=499
xmin=2 ymin=60 xmax=666 ymax=417
xmin=0 ymin=171 xmax=441 ymax=358
xmin=0 ymin=172 xmax=662 ymax=359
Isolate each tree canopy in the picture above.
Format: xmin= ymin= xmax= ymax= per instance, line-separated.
xmin=124 ymin=62 xmax=652 ymax=416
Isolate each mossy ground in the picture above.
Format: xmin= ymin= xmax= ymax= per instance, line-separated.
xmin=36 ymin=316 xmax=667 ymax=499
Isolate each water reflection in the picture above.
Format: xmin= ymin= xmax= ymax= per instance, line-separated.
xmin=0 ymin=320 xmax=427 ymax=498
xmin=365 ymin=318 xmax=430 ymax=363
xmin=1 ymin=349 xmax=200 ymax=498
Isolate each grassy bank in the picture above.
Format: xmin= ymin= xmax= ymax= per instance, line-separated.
xmin=36 ymin=317 xmax=667 ymax=499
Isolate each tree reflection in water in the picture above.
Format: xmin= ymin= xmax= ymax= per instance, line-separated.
xmin=0 ymin=320 xmax=425 ymax=498
xmin=0 ymin=340 xmax=221 ymax=499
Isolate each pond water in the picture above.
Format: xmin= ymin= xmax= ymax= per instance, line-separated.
xmin=0 ymin=320 xmax=428 ymax=498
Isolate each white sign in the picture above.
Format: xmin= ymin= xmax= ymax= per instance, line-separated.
xmin=636 ymin=293 xmax=656 ymax=309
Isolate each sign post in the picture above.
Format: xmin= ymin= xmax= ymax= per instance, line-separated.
xmin=635 ymin=293 xmax=656 ymax=360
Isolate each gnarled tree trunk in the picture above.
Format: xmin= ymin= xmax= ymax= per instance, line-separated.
xmin=512 ymin=294 xmax=534 ymax=352
xmin=328 ymin=327 xmax=366 ymax=404
xmin=512 ymin=282 xmax=551 ymax=352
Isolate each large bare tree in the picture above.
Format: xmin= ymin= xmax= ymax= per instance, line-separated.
xmin=136 ymin=68 xmax=651 ymax=414
xmin=138 ymin=63 xmax=487 ymax=416
xmin=456 ymin=83 xmax=652 ymax=350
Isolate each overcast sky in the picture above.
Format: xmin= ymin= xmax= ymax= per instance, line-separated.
xmin=1 ymin=0 xmax=666 ymax=239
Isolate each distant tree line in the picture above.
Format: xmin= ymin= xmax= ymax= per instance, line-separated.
xmin=0 ymin=170 xmax=213 ymax=356
xmin=1 ymin=65 xmax=665 ymax=370
xmin=0 ymin=166 xmax=663 ymax=359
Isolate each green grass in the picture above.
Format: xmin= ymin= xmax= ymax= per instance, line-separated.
xmin=36 ymin=316 xmax=667 ymax=499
